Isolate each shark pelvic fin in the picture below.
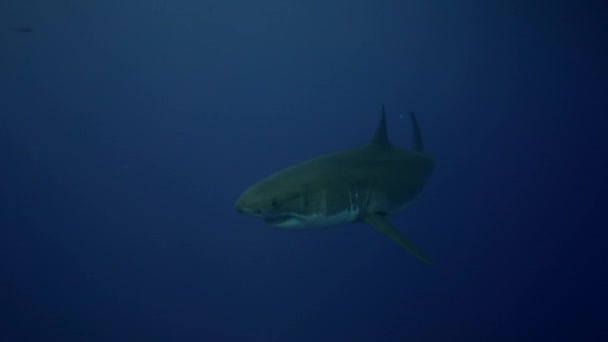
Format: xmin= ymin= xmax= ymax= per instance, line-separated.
xmin=364 ymin=214 xmax=431 ymax=264
xmin=371 ymin=106 xmax=390 ymax=146
xmin=409 ymin=112 xmax=424 ymax=152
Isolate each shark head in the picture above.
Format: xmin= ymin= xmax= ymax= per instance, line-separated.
xmin=235 ymin=176 xmax=318 ymax=228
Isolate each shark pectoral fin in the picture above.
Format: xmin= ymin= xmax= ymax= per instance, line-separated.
xmin=364 ymin=214 xmax=431 ymax=264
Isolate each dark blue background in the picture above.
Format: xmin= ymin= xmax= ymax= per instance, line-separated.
xmin=1 ymin=1 xmax=606 ymax=341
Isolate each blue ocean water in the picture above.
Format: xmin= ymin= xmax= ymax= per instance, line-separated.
xmin=1 ymin=1 xmax=606 ymax=341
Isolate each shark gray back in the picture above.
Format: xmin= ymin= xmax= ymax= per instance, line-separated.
xmin=235 ymin=107 xmax=434 ymax=263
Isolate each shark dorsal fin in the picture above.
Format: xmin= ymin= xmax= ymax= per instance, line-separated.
xmin=410 ymin=112 xmax=424 ymax=152
xmin=371 ymin=106 xmax=390 ymax=146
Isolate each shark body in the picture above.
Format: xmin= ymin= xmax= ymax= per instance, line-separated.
xmin=235 ymin=107 xmax=434 ymax=263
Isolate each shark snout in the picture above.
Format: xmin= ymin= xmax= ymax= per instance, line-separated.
xmin=234 ymin=200 xmax=248 ymax=214
xmin=234 ymin=196 xmax=262 ymax=216
xmin=235 ymin=206 xmax=257 ymax=215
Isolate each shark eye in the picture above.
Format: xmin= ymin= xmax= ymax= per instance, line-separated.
xmin=271 ymin=200 xmax=279 ymax=208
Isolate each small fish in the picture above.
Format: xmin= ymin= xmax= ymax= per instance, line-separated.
xmin=11 ymin=27 xmax=33 ymax=33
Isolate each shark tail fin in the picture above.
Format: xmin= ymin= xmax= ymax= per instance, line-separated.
xmin=365 ymin=214 xmax=431 ymax=264
xmin=371 ymin=106 xmax=390 ymax=146
xmin=410 ymin=112 xmax=424 ymax=152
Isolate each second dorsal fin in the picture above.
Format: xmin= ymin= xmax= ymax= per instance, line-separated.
xmin=371 ymin=106 xmax=390 ymax=146
xmin=409 ymin=112 xmax=424 ymax=152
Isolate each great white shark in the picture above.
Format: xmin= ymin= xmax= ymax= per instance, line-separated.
xmin=235 ymin=107 xmax=434 ymax=263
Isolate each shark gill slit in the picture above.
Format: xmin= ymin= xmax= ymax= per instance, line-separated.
xmin=347 ymin=183 xmax=367 ymax=220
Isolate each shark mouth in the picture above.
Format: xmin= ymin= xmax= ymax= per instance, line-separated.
xmin=263 ymin=214 xmax=295 ymax=225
